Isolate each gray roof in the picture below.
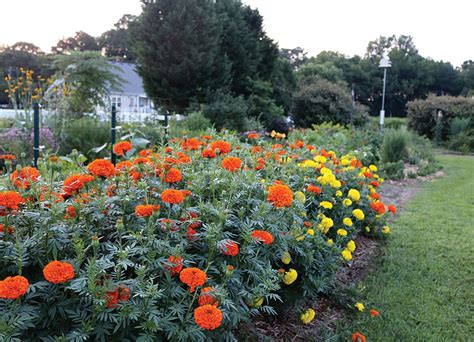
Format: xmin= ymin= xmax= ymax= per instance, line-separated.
xmin=109 ymin=62 xmax=147 ymax=96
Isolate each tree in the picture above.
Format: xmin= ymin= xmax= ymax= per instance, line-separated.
xmin=50 ymin=51 xmax=123 ymax=116
xmin=280 ymin=47 xmax=307 ymax=69
xmin=292 ymin=78 xmax=354 ymax=127
xmin=99 ymin=15 xmax=136 ymax=62
xmin=460 ymin=60 xmax=474 ymax=95
xmin=130 ymin=0 xmax=230 ymax=112
xmin=52 ymin=31 xmax=99 ymax=54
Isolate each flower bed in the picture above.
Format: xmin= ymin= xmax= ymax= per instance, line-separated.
xmin=0 ymin=132 xmax=394 ymax=340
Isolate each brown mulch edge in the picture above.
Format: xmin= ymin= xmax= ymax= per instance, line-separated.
xmin=246 ymin=172 xmax=445 ymax=341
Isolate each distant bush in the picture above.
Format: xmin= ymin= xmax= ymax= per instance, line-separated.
xmin=292 ymin=78 xmax=353 ymax=127
xmin=407 ymin=95 xmax=474 ymax=140
xmin=57 ymin=118 xmax=110 ymax=156
xmin=182 ymin=111 xmax=212 ymax=132
xmin=380 ymin=129 xmax=409 ymax=163
xmin=384 ymin=117 xmax=407 ymax=130
xmin=203 ymin=92 xmax=249 ymax=131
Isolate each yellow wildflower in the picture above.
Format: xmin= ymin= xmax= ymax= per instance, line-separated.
xmin=343 ymin=217 xmax=353 ymax=227
xmin=348 ymin=189 xmax=360 ymax=201
xmin=319 ymin=201 xmax=333 ymax=209
xmin=337 ymin=229 xmax=348 ymax=236
xmin=352 ymin=209 xmax=365 ymax=220
xmin=327 ymin=238 xmax=334 ymax=246
xmin=355 ymin=303 xmax=365 ymax=312
xmin=342 ymin=249 xmax=352 ymax=261
xmin=382 ymin=226 xmax=391 ymax=234
xmin=343 ymin=198 xmax=352 ymax=207
xmin=347 ymin=240 xmax=356 ymax=252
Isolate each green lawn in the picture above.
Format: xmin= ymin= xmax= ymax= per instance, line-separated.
xmin=338 ymin=155 xmax=474 ymax=341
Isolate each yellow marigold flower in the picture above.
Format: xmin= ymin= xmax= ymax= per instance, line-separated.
xmin=299 ymin=160 xmax=318 ymax=168
xmin=347 ymin=240 xmax=356 ymax=252
xmin=369 ymin=165 xmax=378 ymax=172
xmin=319 ymin=201 xmax=333 ymax=209
xmin=335 ymin=190 xmax=342 ymax=197
xmin=352 ymin=209 xmax=365 ymax=220
xmin=320 ymin=167 xmax=332 ymax=175
xmin=337 ymin=229 xmax=348 ymax=236
xmin=300 ymin=308 xmax=316 ymax=324
xmin=254 ymin=297 xmax=264 ymax=307
xmin=342 ymin=249 xmax=352 ymax=261
xmin=307 ymin=229 xmax=315 ymax=236
xmin=283 ymin=269 xmax=298 ymax=285
xmin=295 ymin=191 xmax=306 ymax=204
xmin=330 ymin=180 xmax=341 ymax=188
xmin=365 ymin=226 xmax=371 ymax=233
xmin=355 ymin=302 xmax=365 ymax=312
xmin=341 ymin=157 xmax=350 ymax=166
xmin=343 ymin=217 xmax=353 ymax=227
xmin=327 ymin=238 xmax=334 ymax=246
xmin=282 ymin=251 xmax=292 ymax=265
xmin=314 ymin=155 xmax=327 ymax=163
xmin=296 ymin=235 xmax=305 ymax=241
xmin=382 ymin=226 xmax=391 ymax=234
xmin=321 ymin=217 xmax=334 ymax=232
xmin=343 ymin=198 xmax=352 ymax=207
xmin=348 ymin=189 xmax=360 ymax=201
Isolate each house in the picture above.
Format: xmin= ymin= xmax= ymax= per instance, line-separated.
xmin=105 ymin=61 xmax=155 ymax=122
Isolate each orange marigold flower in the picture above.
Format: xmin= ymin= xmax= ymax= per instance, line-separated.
xmin=221 ymin=157 xmax=242 ymax=172
xmin=43 ymin=260 xmax=75 ymax=284
xmin=177 ymin=152 xmax=192 ymax=164
xmin=388 ymin=204 xmax=397 ymax=214
xmin=352 ymin=332 xmax=366 ymax=342
xmin=179 ymin=267 xmax=207 ymax=293
xmin=65 ymin=205 xmax=77 ymax=219
xmin=10 ymin=166 xmax=40 ymax=189
xmin=202 ymin=148 xmax=217 ymax=158
xmin=135 ymin=204 xmax=157 ymax=217
xmin=307 ymin=184 xmax=321 ymax=195
xmin=133 ymin=157 xmax=152 ymax=165
xmin=370 ymin=192 xmax=381 ymax=200
xmin=63 ymin=174 xmax=94 ymax=196
xmin=165 ymin=256 xmax=183 ymax=276
xmin=139 ymin=149 xmax=153 ymax=157
xmin=370 ymin=180 xmax=380 ymax=188
xmin=202 ymin=135 xmax=213 ymax=140
xmin=113 ymin=141 xmax=133 ymax=156
xmin=267 ymin=184 xmax=293 ymax=208
xmin=219 ymin=240 xmax=239 ymax=256
xmin=116 ymin=160 xmax=133 ymax=171
xmin=198 ymin=287 xmax=219 ymax=306
xmin=181 ymin=189 xmax=192 ymax=197
xmin=0 ymin=191 xmax=25 ymax=210
xmin=370 ymin=309 xmax=380 ymax=317
xmin=88 ymin=159 xmax=116 ymax=178
xmin=370 ymin=201 xmax=386 ymax=215
xmin=181 ymin=138 xmax=202 ymax=151
xmin=251 ymin=230 xmax=274 ymax=245
xmin=194 ymin=304 xmax=223 ymax=330
xmin=0 ymin=154 xmax=16 ymax=161
xmin=164 ymin=168 xmax=183 ymax=183
xmin=247 ymin=133 xmax=260 ymax=139
xmin=0 ymin=275 xmax=29 ymax=299
xmin=161 ymin=189 xmax=185 ymax=204
xmin=251 ymin=146 xmax=264 ymax=154
xmin=106 ymin=285 xmax=131 ymax=308
xmin=210 ymin=141 xmax=231 ymax=155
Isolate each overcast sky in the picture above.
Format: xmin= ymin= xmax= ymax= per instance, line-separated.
xmin=1 ymin=0 xmax=472 ymax=67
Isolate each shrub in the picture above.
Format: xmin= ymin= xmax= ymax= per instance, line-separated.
xmin=182 ymin=111 xmax=212 ymax=132
xmin=203 ymin=92 xmax=249 ymax=131
xmin=381 ymin=160 xmax=405 ymax=180
xmin=384 ymin=117 xmax=407 ymax=130
xmin=0 ymin=132 xmax=392 ymax=340
xmin=447 ymin=130 xmax=474 ymax=153
xmin=407 ymin=95 xmax=474 ymax=140
xmin=292 ymin=78 xmax=353 ymax=127
xmin=57 ymin=118 xmax=110 ymax=156
xmin=449 ymin=117 xmax=470 ymax=136
xmin=380 ymin=129 xmax=409 ymax=163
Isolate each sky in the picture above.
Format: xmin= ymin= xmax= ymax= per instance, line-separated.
xmin=0 ymin=0 xmax=472 ymax=67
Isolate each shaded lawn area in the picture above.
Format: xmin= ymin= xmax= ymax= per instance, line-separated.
xmin=337 ymin=154 xmax=474 ymax=341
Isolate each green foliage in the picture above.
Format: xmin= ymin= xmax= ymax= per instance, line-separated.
xmin=407 ymin=95 xmax=474 ymax=140
xmin=247 ymin=79 xmax=284 ymax=127
xmin=381 ymin=160 xmax=405 ymax=180
xmin=50 ymin=51 xmax=124 ymax=116
xmin=380 ymin=129 xmax=409 ymax=163
xmin=449 ymin=117 xmax=471 ymax=136
xmin=383 ymin=117 xmax=407 ymax=130
xmin=292 ymin=78 xmax=353 ymax=127
xmin=447 ymin=130 xmax=474 ymax=153
xmin=202 ymin=92 xmax=249 ymax=131
xmin=98 ymin=15 xmax=136 ymax=62
xmin=57 ymin=118 xmax=110 ymax=156
xmin=182 ymin=111 xmax=212 ymax=132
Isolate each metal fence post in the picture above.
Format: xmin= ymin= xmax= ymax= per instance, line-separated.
xmin=33 ymin=102 xmax=40 ymax=168
xmin=111 ymin=104 xmax=117 ymax=165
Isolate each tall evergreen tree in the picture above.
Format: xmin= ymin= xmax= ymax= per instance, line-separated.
xmin=130 ymin=0 xmax=231 ymax=112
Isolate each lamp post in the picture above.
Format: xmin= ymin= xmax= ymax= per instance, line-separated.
xmin=379 ymin=56 xmax=391 ymax=130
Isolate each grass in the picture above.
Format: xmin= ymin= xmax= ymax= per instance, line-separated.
xmin=336 ymin=154 xmax=474 ymax=341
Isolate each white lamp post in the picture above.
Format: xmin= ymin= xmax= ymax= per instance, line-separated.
xmin=379 ymin=56 xmax=392 ymax=130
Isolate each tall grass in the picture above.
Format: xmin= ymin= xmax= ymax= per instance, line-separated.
xmin=380 ymin=128 xmax=410 ymax=163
